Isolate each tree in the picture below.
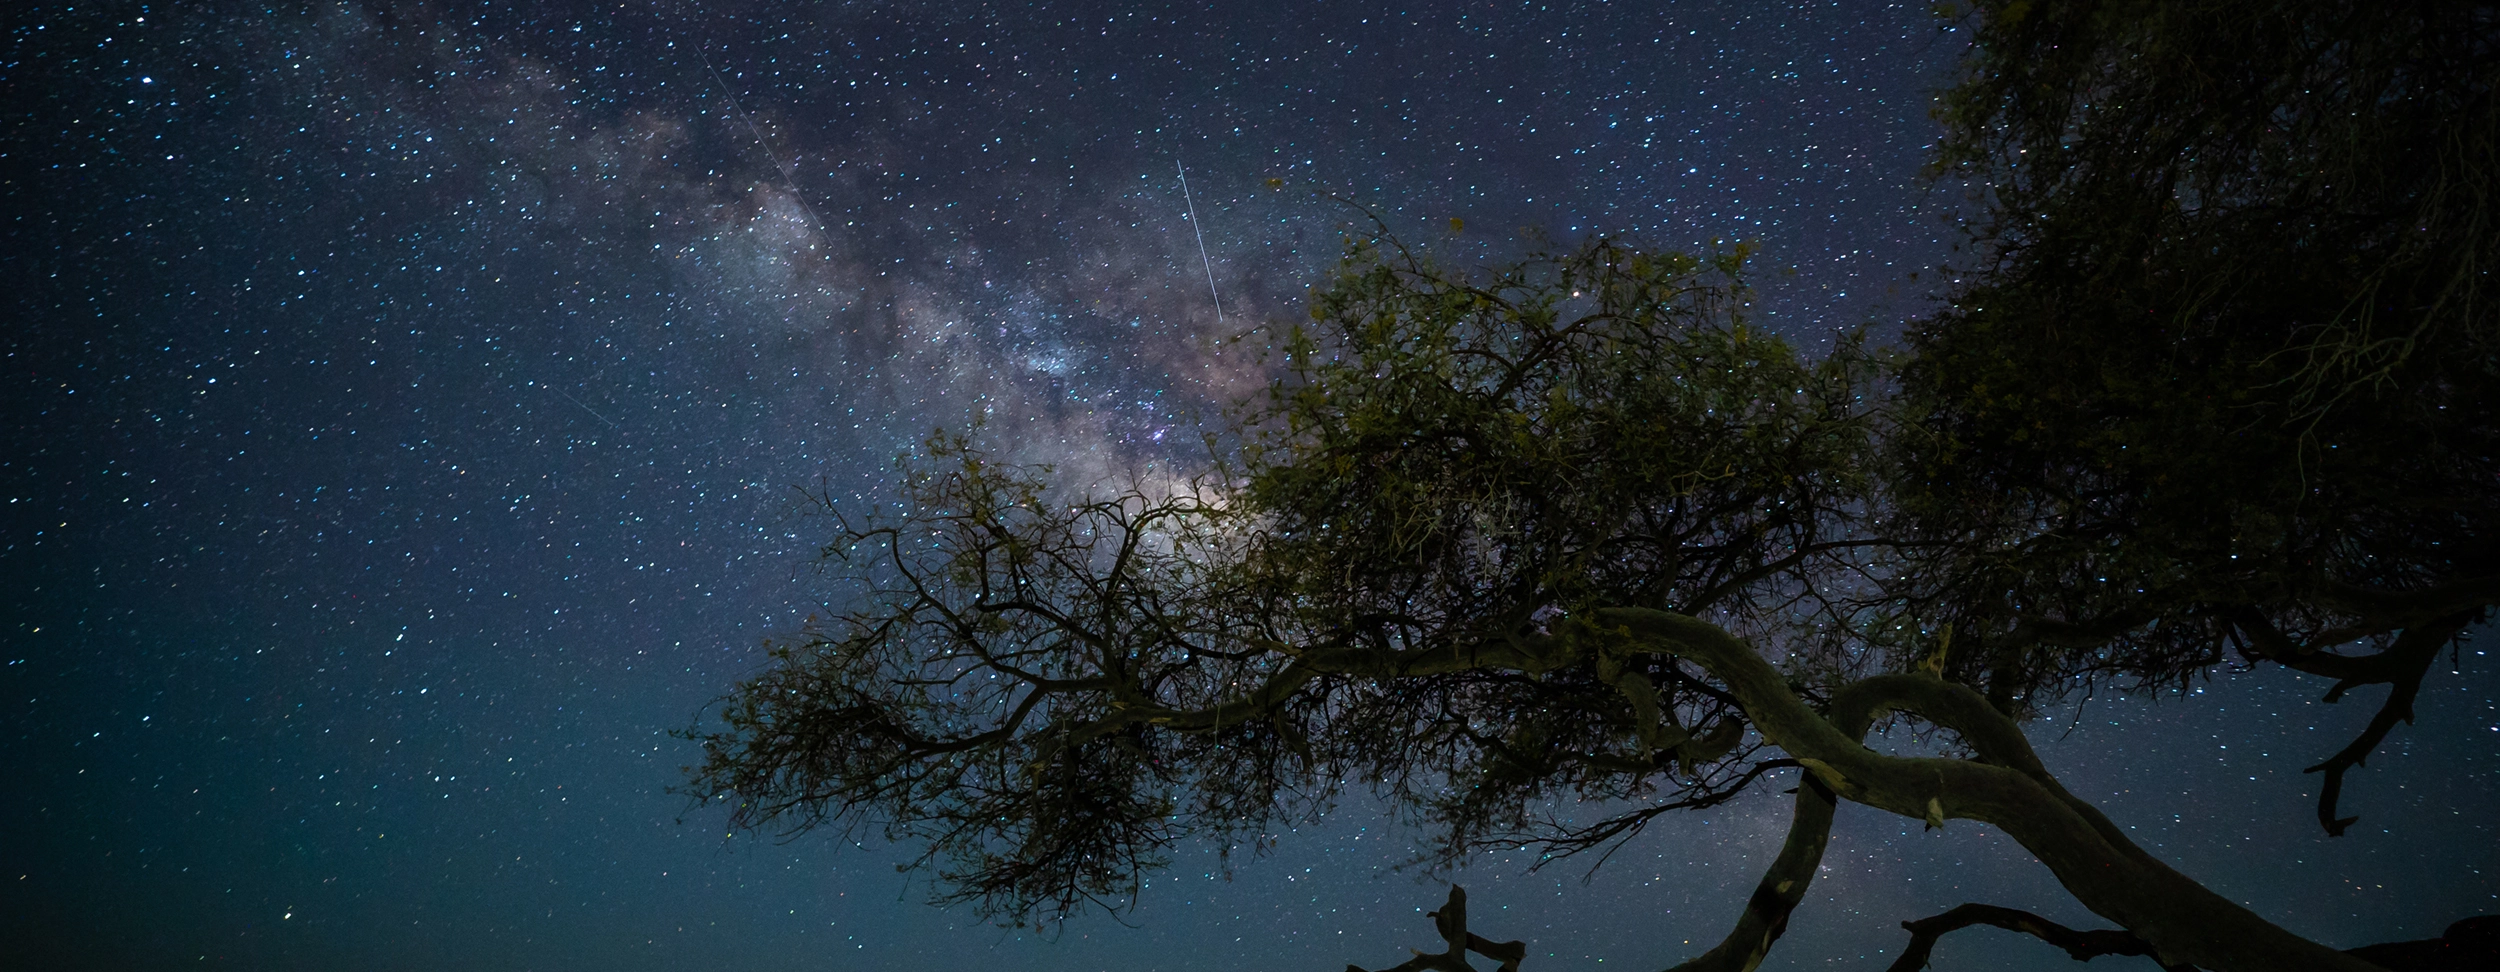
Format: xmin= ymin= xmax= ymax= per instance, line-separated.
xmin=691 ymin=236 xmax=1890 ymax=930
xmin=684 ymin=2 xmax=2499 ymax=969
xmin=1902 ymin=0 xmax=2500 ymax=835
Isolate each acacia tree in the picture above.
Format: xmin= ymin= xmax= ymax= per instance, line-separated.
xmin=685 ymin=3 xmax=2497 ymax=970
xmin=689 ymin=236 xmax=2463 ymax=972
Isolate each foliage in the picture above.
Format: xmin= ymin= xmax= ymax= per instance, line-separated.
xmin=686 ymin=237 xmax=1890 ymax=922
xmin=1898 ymin=0 xmax=2500 ymax=721
xmin=684 ymin=3 xmax=2500 ymax=966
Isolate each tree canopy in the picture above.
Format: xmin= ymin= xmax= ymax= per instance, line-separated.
xmin=685 ymin=3 xmax=2498 ymax=970
xmin=1902 ymin=0 xmax=2500 ymax=835
xmin=693 ymin=238 xmax=1884 ymax=918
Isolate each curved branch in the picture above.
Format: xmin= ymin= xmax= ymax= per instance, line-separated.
xmin=2229 ymin=608 xmax=2402 ymax=683
xmin=1585 ymin=607 xmax=2382 ymax=972
xmin=1663 ymin=774 xmax=1837 ymax=972
xmin=1656 ymin=667 xmax=2059 ymax=972
xmin=2345 ymin=915 xmax=2500 ymax=972
xmin=2315 ymin=574 xmax=2500 ymax=626
xmin=1883 ymin=903 xmax=2184 ymax=972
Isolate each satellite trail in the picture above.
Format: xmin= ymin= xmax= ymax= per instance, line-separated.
xmin=1177 ymin=159 xmax=1224 ymax=326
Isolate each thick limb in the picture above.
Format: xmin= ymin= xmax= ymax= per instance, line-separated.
xmin=1593 ymin=607 xmax=2385 ymax=972
xmin=1662 ymin=775 xmax=1837 ymax=972
xmin=1659 ymin=669 xmax=1948 ymax=972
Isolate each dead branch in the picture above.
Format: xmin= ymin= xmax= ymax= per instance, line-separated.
xmin=1883 ymin=903 xmax=2188 ymax=972
xmin=1347 ymin=886 xmax=1528 ymax=972
xmin=2301 ymin=612 xmax=2475 ymax=835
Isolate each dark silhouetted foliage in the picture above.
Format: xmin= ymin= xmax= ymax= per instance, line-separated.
xmin=686 ymin=2 xmax=2497 ymax=969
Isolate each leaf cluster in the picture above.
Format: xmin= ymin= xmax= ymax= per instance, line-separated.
xmin=681 ymin=0 xmax=2500 ymax=942
xmin=1233 ymin=236 xmax=1887 ymax=865
xmin=684 ymin=238 xmax=1891 ymax=923
xmin=1896 ymin=0 xmax=2500 ymax=706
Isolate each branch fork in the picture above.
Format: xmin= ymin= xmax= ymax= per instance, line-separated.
xmin=1347 ymin=886 xmax=1528 ymax=972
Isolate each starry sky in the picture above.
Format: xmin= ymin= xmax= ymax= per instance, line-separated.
xmin=4 ymin=2 xmax=2494 ymax=970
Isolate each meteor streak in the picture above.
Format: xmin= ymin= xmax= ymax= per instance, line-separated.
xmin=1177 ymin=159 xmax=1224 ymax=326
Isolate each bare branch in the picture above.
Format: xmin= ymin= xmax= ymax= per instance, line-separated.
xmin=1883 ymin=903 xmax=2185 ymax=972
xmin=1582 ymin=608 xmax=2380 ymax=972
xmin=1347 ymin=886 xmax=1528 ymax=972
xmin=1656 ymin=663 xmax=2086 ymax=972
xmin=2301 ymin=612 xmax=2476 ymax=836
xmin=1496 ymin=759 xmax=1800 ymax=869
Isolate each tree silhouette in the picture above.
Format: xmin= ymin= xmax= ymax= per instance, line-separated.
xmin=1904 ymin=0 xmax=2500 ymax=836
xmin=685 ymin=2 xmax=2499 ymax=969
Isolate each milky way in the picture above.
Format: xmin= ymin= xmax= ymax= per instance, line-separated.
xmin=5 ymin=3 xmax=2493 ymax=970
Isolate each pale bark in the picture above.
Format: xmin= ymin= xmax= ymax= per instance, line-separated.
xmin=1662 ymin=776 xmax=1836 ymax=972
xmin=1884 ymin=904 xmax=2177 ymax=972
xmin=1599 ymin=607 xmax=2386 ymax=972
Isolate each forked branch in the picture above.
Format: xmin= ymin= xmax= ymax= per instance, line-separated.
xmin=1584 ymin=607 xmax=2380 ymax=972
xmin=2300 ymin=612 xmax=2475 ymax=836
xmin=1348 ymin=886 xmax=1528 ymax=972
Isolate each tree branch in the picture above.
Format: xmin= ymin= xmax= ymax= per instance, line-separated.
xmin=1663 ymin=774 xmax=1837 ymax=972
xmin=2301 ymin=612 xmax=2474 ymax=836
xmin=1498 ymin=759 xmax=1800 ymax=869
xmin=1883 ymin=903 xmax=2187 ymax=972
xmin=2229 ymin=609 xmax=2398 ymax=683
xmin=1580 ymin=607 xmax=2381 ymax=972
xmin=1347 ymin=886 xmax=1528 ymax=972
xmin=2314 ymin=574 xmax=2500 ymax=628
xmin=1652 ymin=662 xmax=2099 ymax=972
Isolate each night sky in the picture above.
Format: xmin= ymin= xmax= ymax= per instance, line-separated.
xmin=4 ymin=2 xmax=2494 ymax=970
